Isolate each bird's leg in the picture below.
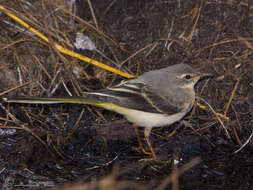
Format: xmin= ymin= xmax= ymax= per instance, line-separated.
xmin=144 ymin=128 xmax=157 ymax=160
xmin=132 ymin=124 xmax=151 ymax=155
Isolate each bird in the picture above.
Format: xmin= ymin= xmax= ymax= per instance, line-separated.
xmin=3 ymin=64 xmax=212 ymax=161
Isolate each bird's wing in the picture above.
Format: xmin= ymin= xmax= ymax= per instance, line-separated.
xmin=3 ymin=81 xmax=186 ymax=115
xmin=85 ymin=81 xmax=184 ymax=115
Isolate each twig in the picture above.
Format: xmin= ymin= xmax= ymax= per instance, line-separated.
xmin=233 ymin=132 xmax=253 ymax=154
xmin=156 ymin=157 xmax=201 ymax=190
xmin=87 ymin=0 xmax=99 ymax=29
xmin=119 ymin=43 xmax=155 ymax=67
xmin=199 ymin=97 xmax=231 ymax=140
xmin=224 ymin=78 xmax=240 ymax=116
xmin=0 ymin=81 xmax=31 ymax=96
xmin=0 ymin=103 xmax=48 ymax=148
xmin=0 ymin=4 xmax=134 ymax=79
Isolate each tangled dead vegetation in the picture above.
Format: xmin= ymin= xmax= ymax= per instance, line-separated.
xmin=0 ymin=0 xmax=252 ymax=189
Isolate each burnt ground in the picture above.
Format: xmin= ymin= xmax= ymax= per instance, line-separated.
xmin=0 ymin=0 xmax=253 ymax=189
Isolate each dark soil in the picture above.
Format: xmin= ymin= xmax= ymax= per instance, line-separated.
xmin=0 ymin=0 xmax=252 ymax=189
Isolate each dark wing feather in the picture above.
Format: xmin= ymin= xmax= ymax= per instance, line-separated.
xmin=85 ymin=81 xmax=183 ymax=114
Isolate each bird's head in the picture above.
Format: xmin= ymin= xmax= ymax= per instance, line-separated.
xmin=168 ymin=64 xmax=213 ymax=89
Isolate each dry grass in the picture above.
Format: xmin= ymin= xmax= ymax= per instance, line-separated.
xmin=0 ymin=0 xmax=252 ymax=189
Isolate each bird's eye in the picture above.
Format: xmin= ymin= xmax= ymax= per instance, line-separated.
xmin=184 ymin=74 xmax=192 ymax=80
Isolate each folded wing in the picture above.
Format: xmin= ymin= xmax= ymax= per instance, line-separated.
xmin=85 ymin=81 xmax=184 ymax=115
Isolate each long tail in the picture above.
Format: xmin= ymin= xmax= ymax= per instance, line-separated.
xmin=2 ymin=96 xmax=129 ymax=114
xmin=2 ymin=96 xmax=100 ymax=105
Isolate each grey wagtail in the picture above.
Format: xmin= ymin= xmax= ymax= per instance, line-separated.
xmin=3 ymin=64 xmax=212 ymax=160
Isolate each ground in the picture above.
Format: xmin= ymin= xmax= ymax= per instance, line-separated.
xmin=0 ymin=0 xmax=253 ymax=189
